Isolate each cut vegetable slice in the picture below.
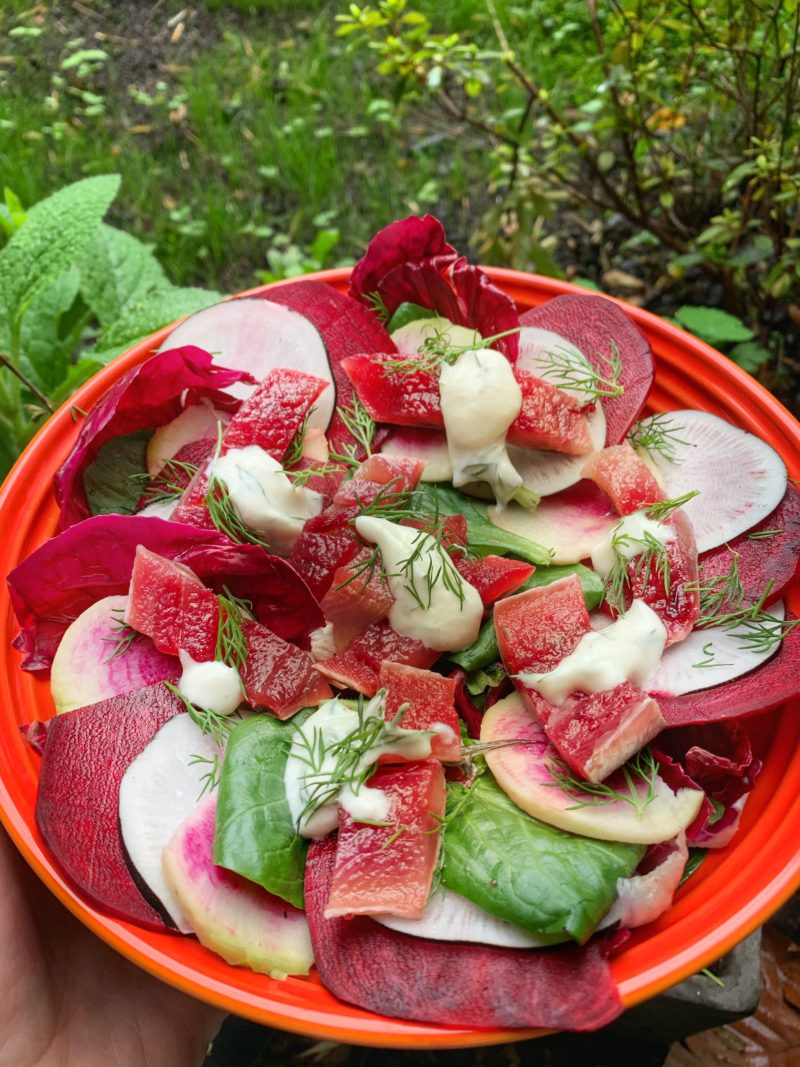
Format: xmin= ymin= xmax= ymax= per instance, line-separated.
xmin=163 ymin=793 xmax=314 ymax=978
xmin=490 ymin=480 xmax=618 ymax=565
xmin=374 ymin=887 xmax=557 ymax=948
xmin=506 ymin=400 xmax=607 ymax=498
xmin=157 ymin=298 xmax=335 ymax=417
xmin=643 ymin=410 xmax=788 ymax=553
xmin=305 ymin=834 xmax=624 ymax=1031
xmin=482 ymin=692 xmax=704 ymax=844
xmin=119 ymin=714 xmax=226 ymax=931
xmin=380 ymin=428 xmax=453 ymax=483
xmin=599 ymin=834 xmax=688 ymax=930
xmin=50 ymin=595 xmax=177 ymax=714
xmin=645 ymin=602 xmax=785 ymax=696
xmin=36 ymin=683 xmax=184 ymax=928
xmin=520 ymin=295 xmax=654 ymax=444
xmin=147 ymin=402 xmax=226 ymax=475
xmin=221 ymin=367 xmax=329 ymax=460
xmin=316 ymin=621 xmax=438 ymax=695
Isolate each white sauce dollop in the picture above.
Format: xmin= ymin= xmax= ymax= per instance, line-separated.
xmin=518 ymin=599 xmax=668 ymax=705
xmin=284 ymin=696 xmax=434 ymax=839
xmin=177 ymin=650 xmax=242 ymax=716
xmin=211 ymin=444 xmax=323 ymax=555
xmin=439 ymin=348 xmax=523 ymax=508
xmin=590 ymin=511 xmax=675 ymax=577
xmin=354 ymin=515 xmax=483 ymax=651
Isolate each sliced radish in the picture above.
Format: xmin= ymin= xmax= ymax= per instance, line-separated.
xmin=643 ymin=411 xmax=787 ymax=553
xmin=507 ymin=400 xmax=606 ymax=498
xmin=482 ymin=692 xmax=704 ymax=844
xmin=50 ymin=595 xmax=178 ymax=714
xmin=391 ymin=316 xmax=479 ymax=358
xmin=489 ymin=480 xmax=618 ymax=564
xmin=157 ymin=298 xmax=335 ymax=423
xmin=374 ymin=887 xmax=560 ymax=948
xmin=147 ymin=402 xmax=224 ymax=475
xmin=380 ymin=427 xmax=452 ymax=482
xmin=645 ymin=602 xmax=785 ymax=697
xmin=119 ymin=714 xmax=227 ymax=932
xmin=516 ymin=326 xmax=597 ymax=404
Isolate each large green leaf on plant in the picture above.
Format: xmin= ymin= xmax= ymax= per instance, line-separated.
xmin=728 ymin=341 xmax=772 ymax=373
xmin=78 ymin=223 xmax=168 ymax=328
xmin=0 ymin=175 xmax=120 ymax=321
xmin=674 ymin=306 xmax=754 ymax=346
xmin=97 ymin=286 xmax=223 ymax=351
xmin=442 ymin=774 xmax=644 ymax=943
xmin=19 ymin=267 xmax=82 ymax=396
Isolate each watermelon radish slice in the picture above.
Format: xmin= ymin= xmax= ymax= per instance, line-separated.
xmin=147 ymin=402 xmax=226 ymax=475
xmin=375 ymin=886 xmax=559 ymax=948
xmin=644 ymin=411 xmax=788 ymax=553
xmin=50 ymin=595 xmax=178 ymax=714
xmin=163 ymin=793 xmax=314 ymax=978
xmin=36 ymin=683 xmax=184 ymax=928
xmin=305 ymin=833 xmax=624 ymax=1031
xmin=481 ymin=692 xmax=704 ymax=844
xmin=157 ymin=298 xmax=335 ymax=416
xmin=645 ymin=602 xmax=785 ymax=697
xmin=520 ymin=295 xmax=654 ymax=445
xmin=658 ymin=614 xmax=800 ymax=726
xmin=489 ymin=479 xmax=618 ymax=564
xmin=380 ymin=427 xmax=452 ymax=483
xmin=119 ymin=714 xmax=226 ymax=931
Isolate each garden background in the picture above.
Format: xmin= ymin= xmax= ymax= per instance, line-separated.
xmin=1 ymin=1 xmax=799 ymax=1063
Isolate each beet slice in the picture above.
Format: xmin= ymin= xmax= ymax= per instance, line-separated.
xmin=304 ymin=835 xmax=623 ymax=1031
xmin=520 ymin=295 xmax=654 ymax=445
xmin=36 ymin=683 xmax=184 ymax=928
xmin=659 ymin=618 xmax=800 ymax=726
xmin=698 ymin=483 xmax=800 ymax=610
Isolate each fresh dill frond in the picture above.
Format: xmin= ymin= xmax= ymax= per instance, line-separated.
xmin=547 ymin=748 xmax=659 ymax=815
xmin=131 ymin=458 xmax=199 ymax=507
xmin=647 ymin=490 xmax=700 ymax=522
xmin=745 ymin=528 xmax=784 ymax=541
xmin=378 ymin=325 xmax=521 ymax=379
xmin=164 ymin=682 xmax=237 ymax=746
xmin=328 ymin=397 xmax=376 ymax=468
xmin=537 ymin=339 xmax=623 ymax=401
xmin=393 ymin=526 xmax=467 ymax=611
xmin=189 ymin=752 xmax=222 ymax=799
xmin=693 ymin=553 xmax=745 ymax=623
xmin=215 ymin=587 xmax=254 ymax=676
xmin=366 ymin=290 xmax=391 ymax=324
xmin=334 ymin=546 xmax=383 ymax=591
xmin=603 ymin=527 xmax=672 ymax=613
xmin=285 ymin=461 xmax=347 ymax=489
xmin=628 ymin=413 xmax=693 ymax=463
xmin=283 ymin=408 xmax=315 ymax=469
xmin=103 ymin=610 xmax=143 ymax=663
xmin=692 ymin=641 xmax=733 ymax=669
xmin=204 ymin=473 xmax=270 ymax=548
xmin=692 ymin=559 xmax=799 ymax=653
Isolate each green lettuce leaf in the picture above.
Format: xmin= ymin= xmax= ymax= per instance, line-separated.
xmin=83 ymin=430 xmax=152 ymax=517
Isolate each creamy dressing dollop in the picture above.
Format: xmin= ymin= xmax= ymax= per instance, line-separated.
xmin=284 ymin=695 xmax=435 ymax=838
xmin=590 ymin=511 xmax=675 ymax=577
xmin=518 ymin=599 xmax=668 ymax=705
xmin=211 ymin=444 xmax=323 ymax=554
xmin=177 ymin=651 xmax=242 ymax=716
xmin=354 ymin=515 xmax=483 ymax=651
xmin=439 ymin=348 xmax=523 ymax=508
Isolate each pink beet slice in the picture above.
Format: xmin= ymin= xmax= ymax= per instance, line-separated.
xmin=36 ymin=683 xmax=184 ymax=928
xmin=658 ymin=617 xmax=800 ymax=726
xmin=50 ymin=595 xmax=178 ymax=714
xmin=320 ymin=548 xmax=394 ymax=651
xmin=380 ymin=662 xmax=461 ymax=762
xmin=520 ymin=295 xmax=654 ymax=445
xmin=222 ymin=367 xmax=329 ymax=460
xmin=325 ymin=761 xmax=446 ymax=919
xmin=697 ymin=483 xmax=800 ymax=610
xmin=125 ymin=546 xmax=219 ymax=661
xmin=454 ymin=555 xmax=535 ymax=607
xmin=305 ymin=834 xmax=623 ymax=1030
xmin=317 ymin=622 xmax=438 ymax=695
xmin=240 ymin=619 xmax=332 ymax=719
xmin=583 ymin=441 xmax=664 ymax=515
xmin=494 ymin=575 xmax=590 ymax=677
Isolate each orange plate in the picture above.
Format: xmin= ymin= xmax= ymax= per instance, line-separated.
xmin=1 ymin=269 xmax=800 ymax=1049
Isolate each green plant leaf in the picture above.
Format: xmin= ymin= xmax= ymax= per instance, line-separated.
xmin=49 ymin=357 xmax=104 ymax=408
xmin=728 ymin=340 xmax=772 ymax=373
xmin=0 ymin=175 xmax=120 ymax=324
xmin=442 ymin=775 xmax=643 ymax=942
xmin=78 ymin=224 xmax=168 ymax=328
xmin=83 ymin=430 xmax=152 ymax=516
xmin=674 ymin=306 xmax=754 ymax=346
xmin=97 ymin=286 xmax=222 ymax=350
xmin=19 ymin=267 xmax=82 ymax=395
xmin=213 ymin=714 xmax=309 ymax=909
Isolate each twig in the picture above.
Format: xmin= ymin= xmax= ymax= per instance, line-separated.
xmin=0 ymin=354 xmax=54 ymax=413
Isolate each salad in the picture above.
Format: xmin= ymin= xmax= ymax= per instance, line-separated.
xmin=6 ymin=215 xmax=800 ymax=1035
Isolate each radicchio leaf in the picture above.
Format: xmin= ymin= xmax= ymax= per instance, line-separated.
xmin=8 ymin=515 xmax=323 ymax=671
xmin=55 ymin=346 xmax=256 ymax=530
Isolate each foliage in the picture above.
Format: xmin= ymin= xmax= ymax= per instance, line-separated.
xmin=338 ymin=0 xmax=800 ymax=327
xmin=673 ymin=306 xmax=772 ymax=372
xmin=0 ymin=177 xmax=221 ymax=478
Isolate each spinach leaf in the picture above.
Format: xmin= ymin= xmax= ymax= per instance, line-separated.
xmin=386 ymin=302 xmax=437 ymax=332
xmin=83 ymin=430 xmax=152 ymax=517
xmin=410 ymin=483 xmax=553 ymax=566
xmin=213 ymin=714 xmax=308 ymax=909
xmin=442 ymin=775 xmax=644 ymax=943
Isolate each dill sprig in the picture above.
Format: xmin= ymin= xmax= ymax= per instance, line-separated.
xmin=205 ymin=472 xmax=271 ymax=548
xmin=286 ymin=461 xmax=347 ymax=489
xmin=215 ymin=587 xmax=253 ymax=676
xmin=102 ymin=610 xmax=143 ymax=663
xmin=131 ymin=457 xmax=199 ymax=507
xmin=328 ymin=397 xmax=376 ymax=468
xmin=378 ymin=325 xmax=522 ymax=379
xmin=746 ymin=528 xmax=784 ymax=541
xmin=603 ymin=527 xmax=672 ymax=613
xmin=189 ymin=752 xmax=222 ymax=799
xmin=547 ymin=748 xmax=659 ymax=815
xmin=366 ymin=290 xmax=391 ymax=324
xmin=628 ymin=413 xmax=693 ymax=463
xmin=647 ymin=490 xmax=699 ymax=522
xmin=692 ymin=556 xmax=800 ymax=653
xmin=393 ymin=525 xmax=467 ymax=611
xmin=693 ymin=552 xmax=745 ymax=623
xmin=537 ymin=339 xmax=623 ymax=401
xmin=283 ymin=408 xmax=315 ymax=469
xmin=692 ymin=641 xmax=733 ymax=669
xmin=164 ymin=681 xmax=237 ymax=747
xmin=334 ymin=546 xmax=382 ymax=592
